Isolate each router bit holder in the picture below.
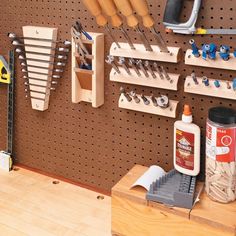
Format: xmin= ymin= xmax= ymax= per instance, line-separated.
xmin=110 ymin=42 xmax=182 ymax=63
xmin=184 ymin=76 xmax=236 ymax=101
xmin=119 ymin=91 xmax=179 ymax=118
xmin=185 ymin=49 xmax=236 ymax=71
xmin=71 ymin=32 xmax=104 ymax=108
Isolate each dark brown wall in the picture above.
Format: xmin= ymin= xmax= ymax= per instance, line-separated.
xmin=0 ymin=0 xmax=235 ymax=191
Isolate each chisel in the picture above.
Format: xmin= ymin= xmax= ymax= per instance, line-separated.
xmin=129 ymin=0 xmax=169 ymax=53
xmin=82 ymin=0 xmax=120 ymax=48
xmin=113 ymin=0 xmax=153 ymax=51
xmin=97 ymin=0 xmax=135 ymax=50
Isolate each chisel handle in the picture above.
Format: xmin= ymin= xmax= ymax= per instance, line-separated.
xmin=129 ymin=0 xmax=155 ymax=28
xmin=113 ymin=0 xmax=139 ymax=28
xmin=82 ymin=0 xmax=108 ymax=27
xmin=97 ymin=0 xmax=122 ymax=28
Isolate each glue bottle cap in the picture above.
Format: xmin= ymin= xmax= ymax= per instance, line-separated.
xmin=182 ymin=105 xmax=193 ymax=123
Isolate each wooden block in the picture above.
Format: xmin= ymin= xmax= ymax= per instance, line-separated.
xmin=110 ymin=68 xmax=180 ymax=91
xmin=185 ymin=49 xmax=236 ymax=71
xmin=119 ymin=94 xmax=179 ymax=118
xmin=184 ymin=76 xmax=236 ymax=100
xmin=110 ymin=42 xmax=182 ymax=63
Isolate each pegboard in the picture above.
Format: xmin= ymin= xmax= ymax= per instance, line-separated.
xmin=0 ymin=0 xmax=235 ymax=192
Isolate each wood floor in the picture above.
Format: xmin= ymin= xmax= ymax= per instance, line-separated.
xmin=0 ymin=167 xmax=111 ymax=236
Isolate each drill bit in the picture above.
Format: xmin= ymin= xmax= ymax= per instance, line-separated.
xmin=128 ymin=58 xmax=141 ymax=77
xmin=144 ymin=61 xmax=156 ymax=79
xmin=105 ymin=55 xmax=120 ymax=74
xmin=137 ymin=60 xmax=149 ymax=77
xmin=118 ymin=57 xmax=131 ymax=75
xmin=130 ymin=91 xmax=140 ymax=103
xmin=153 ymin=62 xmax=164 ymax=80
xmin=120 ymin=87 xmax=132 ymax=102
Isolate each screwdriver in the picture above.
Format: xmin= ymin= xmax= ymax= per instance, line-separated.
xmin=129 ymin=0 xmax=169 ymax=53
xmin=82 ymin=0 xmax=120 ymax=48
xmin=97 ymin=0 xmax=135 ymax=50
xmin=113 ymin=0 xmax=153 ymax=52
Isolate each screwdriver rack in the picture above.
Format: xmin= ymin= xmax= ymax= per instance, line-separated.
xmin=119 ymin=93 xmax=179 ymax=118
xmin=72 ymin=32 xmax=104 ymax=108
xmin=184 ymin=76 xmax=236 ymax=100
xmin=23 ymin=26 xmax=58 ymax=111
xmin=110 ymin=67 xmax=180 ymax=91
xmin=110 ymin=42 xmax=182 ymax=63
xmin=185 ymin=49 xmax=236 ymax=71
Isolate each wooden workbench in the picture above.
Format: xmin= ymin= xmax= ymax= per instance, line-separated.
xmin=112 ymin=165 xmax=236 ymax=236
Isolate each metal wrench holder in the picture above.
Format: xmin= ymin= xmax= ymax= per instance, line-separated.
xmin=71 ymin=32 xmax=104 ymax=108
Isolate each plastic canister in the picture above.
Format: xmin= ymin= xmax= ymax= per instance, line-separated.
xmin=205 ymin=107 xmax=236 ymax=203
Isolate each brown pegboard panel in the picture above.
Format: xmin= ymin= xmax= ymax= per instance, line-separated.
xmin=0 ymin=0 xmax=236 ymax=191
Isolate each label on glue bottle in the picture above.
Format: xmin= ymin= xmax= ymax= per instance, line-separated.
xmin=176 ymin=129 xmax=195 ymax=170
xmin=206 ymin=123 xmax=235 ymax=162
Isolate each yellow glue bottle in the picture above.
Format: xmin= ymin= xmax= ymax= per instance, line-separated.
xmin=174 ymin=105 xmax=201 ymax=176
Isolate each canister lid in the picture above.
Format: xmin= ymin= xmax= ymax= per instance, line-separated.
xmin=209 ymin=107 xmax=236 ymax=125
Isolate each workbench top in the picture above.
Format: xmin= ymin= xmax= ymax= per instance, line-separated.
xmin=112 ymin=165 xmax=236 ymax=235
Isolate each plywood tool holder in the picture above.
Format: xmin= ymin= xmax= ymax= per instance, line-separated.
xmin=110 ymin=68 xmax=180 ymax=91
xmin=23 ymin=26 xmax=58 ymax=111
xmin=185 ymin=49 xmax=236 ymax=71
xmin=110 ymin=43 xmax=182 ymax=63
xmin=119 ymin=93 xmax=179 ymax=118
xmin=185 ymin=76 xmax=236 ymax=100
xmin=72 ymin=33 xmax=104 ymax=108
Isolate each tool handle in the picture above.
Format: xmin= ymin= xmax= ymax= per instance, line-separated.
xmin=97 ymin=0 xmax=122 ymax=28
xmin=129 ymin=0 xmax=154 ymax=28
xmin=163 ymin=0 xmax=183 ymax=24
xmin=113 ymin=0 xmax=139 ymax=28
xmin=82 ymin=0 xmax=108 ymax=27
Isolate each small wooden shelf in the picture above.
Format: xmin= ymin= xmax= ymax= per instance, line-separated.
xmin=72 ymin=32 xmax=104 ymax=108
xmin=110 ymin=42 xmax=182 ymax=63
xmin=185 ymin=49 xmax=236 ymax=71
xmin=110 ymin=68 xmax=180 ymax=91
xmin=119 ymin=93 xmax=179 ymax=118
xmin=184 ymin=76 xmax=236 ymax=100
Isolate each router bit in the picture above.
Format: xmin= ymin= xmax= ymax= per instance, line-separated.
xmin=118 ymin=57 xmax=131 ymax=75
xmin=105 ymin=55 xmax=120 ymax=74
xmin=97 ymin=0 xmax=135 ymax=50
xmin=144 ymin=61 xmax=156 ymax=79
xmin=151 ymin=94 xmax=158 ymax=107
xmin=120 ymin=87 xmax=132 ymax=102
xmin=141 ymin=94 xmax=150 ymax=105
xmin=129 ymin=0 xmax=169 ymax=53
xmin=128 ymin=58 xmax=141 ymax=77
xmin=130 ymin=91 xmax=140 ymax=103
xmin=191 ymin=72 xmax=199 ymax=85
xmin=82 ymin=0 xmax=120 ymax=48
xmin=137 ymin=60 xmax=149 ymax=77
xmin=113 ymin=0 xmax=153 ymax=51
xmin=226 ymin=81 xmax=232 ymax=90
xmin=153 ymin=62 xmax=164 ymax=80
xmin=202 ymin=76 xmax=209 ymax=87
xmin=157 ymin=95 xmax=169 ymax=108
xmin=161 ymin=66 xmax=172 ymax=82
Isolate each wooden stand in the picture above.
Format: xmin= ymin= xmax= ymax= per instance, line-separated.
xmin=71 ymin=32 xmax=104 ymax=108
xmin=110 ymin=68 xmax=180 ymax=91
xmin=110 ymin=43 xmax=182 ymax=63
xmin=23 ymin=26 xmax=58 ymax=111
xmin=112 ymin=165 xmax=236 ymax=236
xmin=185 ymin=49 xmax=236 ymax=71
xmin=119 ymin=94 xmax=179 ymax=118
xmin=185 ymin=76 xmax=236 ymax=100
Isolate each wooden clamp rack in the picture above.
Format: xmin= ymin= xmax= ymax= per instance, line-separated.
xmin=184 ymin=76 xmax=236 ymax=100
xmin=72 ymin=32 xmax=104 ymax=108
xmin=23 ymin=26 xmax=58 ymax=111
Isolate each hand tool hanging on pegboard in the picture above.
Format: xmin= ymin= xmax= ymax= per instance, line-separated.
xmin=129 ymin=0 xmax=169 ymax=53
xmin=163 ymin=0 xmax=236 ymax=35
xmin=0 ymin=51 xmax=15 ymax=172
xmin=82 ymin=0 xmax=121 ymax=48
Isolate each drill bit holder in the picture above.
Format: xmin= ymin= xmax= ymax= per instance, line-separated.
xmin=119 ymin=92 xmax=179 ymax=118
xmin=184 ymin=76 xmax=236 ymax=100
xmin=72 ymin=32 xmax=104 ymax=108
xmin=185 ymin=49 xmax=236 ymax=71
xmin=110 ymin=42 xmax=182 ymax=63
xmin=110 ymin=66 xmax=180 ymax=91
